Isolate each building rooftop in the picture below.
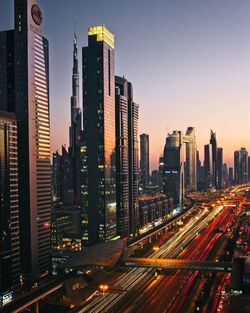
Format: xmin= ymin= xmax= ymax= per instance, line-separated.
xmin=88 ymin=25 xmax=114 ymax=48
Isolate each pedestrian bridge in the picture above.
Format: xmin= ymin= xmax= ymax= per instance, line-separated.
xmin=122 ymin=258 xmax=233 ymax=272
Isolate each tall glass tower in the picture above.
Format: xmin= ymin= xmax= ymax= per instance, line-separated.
xmin=15 ymin=0 xmax=51 ymax=284
xmin=69 ymin=32 xmax=81 ymax=204
xmin=81 ymin=26 xmax=116 ymax=245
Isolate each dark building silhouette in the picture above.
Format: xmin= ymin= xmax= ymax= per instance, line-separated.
xmin=234 ymin=151 xmax=240 ymax=184
xmin=52 ymin=146 xmax=73 ymax=205
xmin=239 ymin=148 xmax=248 ymax=183
xmin=234 ymin=148 xmax=248 ymax=184
xmin=204 ymin=144 xmax=212 ymax=190
xmin=0 ymin=0 xmax=51 ymax=284
xmin=248 ymin=156 xmax=250 ymax=182
xmin=81 ymin=26 xmax=116 ymax=245
xmin=210 ymin=130 xmax=218 ymax=188
xmin=0 ymin=112 xmax=20 ymax=301
xmin=140 ymin=133 xmax=149 ymax=191
xmin=163 ymin=131 xmax=184 ymax=206
xmin=69 ymin=32 xmax=82 ymax=205
xmin=151 ymin=170 xmax=159 ymax=185
xmin=228 ymin=167 xmax=234 ymax=185
xmin=217 ymin=148 xmax=223 ymax=189
xmin=158 ymin=156 xmax=164 ymax=188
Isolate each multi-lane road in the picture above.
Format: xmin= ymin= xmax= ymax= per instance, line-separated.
xmin=75 ymin=185 xmax=248 ymax=313
xmin=77 ymin=201 xmax=232 ymax=312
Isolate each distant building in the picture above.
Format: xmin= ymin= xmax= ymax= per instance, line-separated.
xmin=163 ymin=131 xmax=184 ymax=207
xmin=217 ymin=148 xmax=223 ymax=189
xmin=81 ymin=26 xmax=116 ymax=245
xmin=210 ymin=130 xmax=218 ymax=188
xmin=228 ymin=167 xmax=234 ymax=185
xmin=240 ymin=148 xmax=248 ymax=183
xmin=185 ymin=127 xmax=197 ymax=191
xmin=69 ymin=33 xmax=82 ymax=205
xmin=204 ymin=144 xmax=212 ymax=190
xmin=140 ymin=133 xmax=150 ymax=190
xmin=52 ymin=146 xmax=73 ymax=205
xmin=158 ymin=156 xmax=164 ymax=188
xmin=222 ymin=163 xmax=229 ymax=187
xmin=234 ymin=148 xmax=248 ymax=184
xmin=151 ymin=170 xmax=159 ymax=185
xmin=248 ymin=157 xmax=250 ymax=182
xmin=0 ymin=112 xmax=20 ymax=301
xmin=234 ymin=151 xmax=240 ymax=184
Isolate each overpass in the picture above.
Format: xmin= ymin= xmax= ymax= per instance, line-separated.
xmin=122 ymin=258 xmax=233 ymax=272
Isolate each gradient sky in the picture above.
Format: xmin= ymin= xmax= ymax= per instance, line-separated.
xmin=1 ymin=0 xmax=250 ymax=170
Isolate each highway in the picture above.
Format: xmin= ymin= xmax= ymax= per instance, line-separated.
xmin=77 ymin=202 xmax=228 ymax=313
xmin=114 ymin=205 xmax=234 ymax=313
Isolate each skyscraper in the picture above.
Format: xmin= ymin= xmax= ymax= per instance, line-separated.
xmin=0 ymin=0 xmax=51 ymax=284
xmin=184 ymin=127 xmax=197 ymax=191
xmin=204 ymin=144 xmax=212 ymax=190
xmin=0 ymin=112 xmax=20 ymax=302
xmin=115 ymin=76 xmax=129 ymax=238
xmin=127 ymin=83 xmax=139 ymax=235
xmin=239 ymin=147 xmax=248 ymax=183
xmin=81 ymin=26 xmax=116 ymax=245
xmin=217 ymin=147 xmax=223 ymax=189
xmin=234 ymin=148 xmax=248 ymax=184
xmin=234 ymin=151 xmax=240 ymax=184
xmin=210 ymin=130 xmax=217 ymax=188
xmin=140 ymin=133 xmax=149 ymax=190
xmin=163 ymin=131 xmax=184 ymax=207
xmin=115 ymin=76 xmax=140 ymax=237
xmin=69 ymin=32 xmax=81 ymax=205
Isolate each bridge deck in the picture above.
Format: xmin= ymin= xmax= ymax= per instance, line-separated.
xmin=122 ymin=258 xmax=233 ymax=272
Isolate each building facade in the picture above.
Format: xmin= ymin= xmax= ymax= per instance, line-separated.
xmin=69 ymin=33 xmax=82 ymax=205
xmin=0 ymin=112 xmax=20 ymax=302
xmin=81 ymin=26 xmax=116 ymax=245
xmin=140 ymin=133 xmax=149 ymax=191
xmin=0 ymin=0 xmax=51 ymax=284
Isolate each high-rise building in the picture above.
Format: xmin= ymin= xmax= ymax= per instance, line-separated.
xmin=240 ymin=147 xmax=248 ymax=183
xmin=158 ymin=156 xmax=164 ymax=188
xmin=204 ymin=144 xmax=212 ymax=190
xmin=115 ymin=76 xmax=129 ymax=238
xmin=184 ymin=127 xmax=197 ymax=191
xmin=140 ymin=133 xmax=149 ymax=191
xmin=69 ymin=32 xmax=82 ymax=205
xmin=163 ymin=131 xmax=184 ymax=206
xmin=234 ymin=151 xmax=240 ymax=184
xmin=248 ymin=156 xmax=250 ymax=182
xmin=115 ymin=76 xmax=139 ymax=237
xmin=217 ymin=148 xmax=223 ymax=189
xmin=0 ymin=0 xmax=51 ymax=284
xmin=228 ymin=167 xmax=234 ymax=185
xmin=127 ymin=83 xmax=139 ymax=235
xmin=52 ymin=146 xmax=73 ymax=205
xmin=210 ymin=130 xmax=217 ymax=188
xmin=234 ymin=148 xmax=248 ymax=184
xmin=0 ymin=112 xmax=20 ymax=302
xmin=81 ymin=26 xmax=116 ymax=245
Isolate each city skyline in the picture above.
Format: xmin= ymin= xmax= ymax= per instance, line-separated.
xmin=1 ymin=0 xmax=250 ymax=171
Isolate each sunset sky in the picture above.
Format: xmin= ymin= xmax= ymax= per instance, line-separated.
xmin=1 ymin=0 xmax=250 ymax=170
